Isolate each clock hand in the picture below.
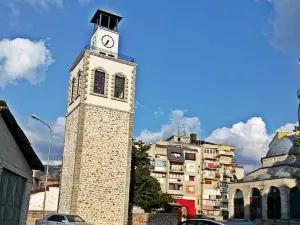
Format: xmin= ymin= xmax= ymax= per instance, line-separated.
xmin=105 ymin=40 xmax=109 ymax=46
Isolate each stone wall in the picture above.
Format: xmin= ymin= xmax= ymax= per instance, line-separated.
xmin=74 ymin=105 xmax=132 ymax=225
xmin=58 ymin=106 xmax=80 ymax=213
xmin=129 ymin=213 xmax=178 ymax=225
xmin=27 ymin=210 xmax=56 ymax=225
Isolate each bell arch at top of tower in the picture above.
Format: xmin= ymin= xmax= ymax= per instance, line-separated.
xmin=90 ymin=9 xmax=122 ymax=33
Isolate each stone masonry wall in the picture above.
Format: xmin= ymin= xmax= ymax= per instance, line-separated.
xmin=75 ymin=105 xmax=132 ymax=225
xmin=58 ymin=106 xmax=80 ymax=213
xmin=129 ymin=213 xmax=178 ymax=225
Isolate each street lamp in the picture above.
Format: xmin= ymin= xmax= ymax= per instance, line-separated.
xmin=31 ymin=114 xmax=52 ymax=219
xmin=297 ymin=89 xmax=300 ymax=130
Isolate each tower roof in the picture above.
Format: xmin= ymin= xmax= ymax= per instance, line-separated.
xmin=90 ymin=9 xmax=123 ymax=24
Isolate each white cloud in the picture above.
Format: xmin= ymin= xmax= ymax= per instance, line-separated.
xmin=19 ymin=115 xmax=65 ymax=165
xmin=24 ymin=116 xmax=66 ymax=148
xmin=206 ymin=117 xmax=297 ymax=172
xmin=0 ymin=38 xmax=54 ymax=88
xmin=264 ymin=0 xmax=300 ymax=52
xmin=206 ymin=117 xmax=272 ymax=163
xmin=137 ymin=110 xmax=296 ymax=172
xmin=136 ymin=109 xmax=201 ymax=143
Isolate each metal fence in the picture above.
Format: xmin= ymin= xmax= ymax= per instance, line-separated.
xmin=84 ymin=44 xmax=135 ymax=63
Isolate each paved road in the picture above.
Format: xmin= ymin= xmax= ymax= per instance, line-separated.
xmin=222 ymin=220 xmax=256 ymax=225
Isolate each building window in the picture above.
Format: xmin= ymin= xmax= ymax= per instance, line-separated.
xmin=169 ymin=174 xmax=182 ymax=180
xmin=189 ymin=176 xmax=195 ymax=181
xmin=70 ymin=78 xmax=75 ymax=102
xmin=77 ymin=71 xmax=82 ymax=96
xmin=114 ymin=75 xmax=125 ymax=99
xmin=169 ymin=183 xmax=182 ymax=191
xmin=94 ymin=70 xmax=105 ymax=94
xmin=185 ymin=153 xmax=196 ymax=161
xmin=186 ymin=185 xmax=195 ymax=194
xmin=204 ymin=180 xmax=212 ymax=184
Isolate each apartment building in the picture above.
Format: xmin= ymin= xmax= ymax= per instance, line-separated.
xmin=148 ymin=135 xmax=202 ymax=217
xmin=148 ymin=134 xmax=244 ymax=219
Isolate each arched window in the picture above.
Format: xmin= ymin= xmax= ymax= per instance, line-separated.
xmin=71 ymin=78 xmax=76 ymax=102
xmin=94 ymin=70 xmax=105 ymax=95
xmin=267 ymin=186 xmax=281 ymax=219
xmin=114 ymin=75 xmax=125 ymax=99
xmin=234 ymin=189 xmax=244 ymax=219
xmin=250 ymin=188 xmax=262 ymax=220
xmin=290 ymin=187 xmax=300 ymax=219
xmin=77 ymin=71 xmax=82 ymax=96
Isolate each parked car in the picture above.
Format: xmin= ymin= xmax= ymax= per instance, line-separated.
xmin=35 ymin=214 xmax=92 ymax=225
xmin=177 ymin=219 xmax=225 ymax=225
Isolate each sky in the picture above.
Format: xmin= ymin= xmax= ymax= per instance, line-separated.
xmin=1 ymin=0 xmax=300 ymax=172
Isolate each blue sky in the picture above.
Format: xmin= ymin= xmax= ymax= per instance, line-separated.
xmin=1 ymin=0 xmax=300 ymax=172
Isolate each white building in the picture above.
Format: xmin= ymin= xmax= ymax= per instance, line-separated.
xmin=0 ymin=100 xmax=44 ymax=225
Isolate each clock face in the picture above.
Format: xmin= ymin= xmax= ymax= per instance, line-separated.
xmin=101 ymin=35 xmax=114 ymax=49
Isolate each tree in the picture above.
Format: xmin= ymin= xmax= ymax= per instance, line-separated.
xmin=295 ymin=134 xmax=300 ymax=154
xmin=129 ymin=140 xmax=173 ymax=212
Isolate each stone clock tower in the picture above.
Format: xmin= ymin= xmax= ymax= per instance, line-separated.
xmin=58 ymin=9 xmax=137 ymax=225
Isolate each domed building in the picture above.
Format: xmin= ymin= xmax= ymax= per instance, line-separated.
xmin=228 ymin=131 xmax=300 ymax=224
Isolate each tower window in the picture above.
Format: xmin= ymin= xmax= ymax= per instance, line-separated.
xmin=109 ymin=17 xmax=117 ymax=31
xmin=114 ymin=75 xmax=125 ymax=99
xmin=94 ymin=70 xmax=105 ymax=95
xmin=101 ymin=14 xmax=109 ymax=28
xmin=77 ymin=71 xmax=82 ymax=96
xmin=71 ymin=78 xmax=76 ymax=102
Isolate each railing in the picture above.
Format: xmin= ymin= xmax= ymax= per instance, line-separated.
xmin=84 ymin=44 xmax=135 ymax=63
xmin=169 ymin=167 xmax=184 ymax=173
xmin=220 ymin=187 xmax=228 ymax=193
xmin=221 ymin=198 xmax=229 ymax=203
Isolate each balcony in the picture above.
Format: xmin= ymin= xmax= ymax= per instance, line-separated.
xmin=203 ymin=155 xmax=217 ymax=160
xmin=168 ymin=178 xmax=183 ymax=183
xmin=168 ymin=183 xmax=183 ymax=195
xmin=168 ymin=189 xmax=184 ymax=195
xmin=218 ymin=150 xmax=234 ymax=157
xmin=203 ymin=174 xmax=215 ymax=180
xmin=85 ymin=44 xmax=135 ymax=63
xmin=221 ymin=198 xmax=229 ymax=203
xmin=169 ymin=167 xmax=184 ymax=173
xmin=220 ymin=187 xmax=228 ymax=193
xmin=219 ymin=160 xmax=233 ymax=165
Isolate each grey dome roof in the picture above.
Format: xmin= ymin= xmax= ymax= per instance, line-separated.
xmin=266 ymin=135 xmax=296 ymax=157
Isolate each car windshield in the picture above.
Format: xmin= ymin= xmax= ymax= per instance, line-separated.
xmin=65 ymin=215 xmax=85 ymax=222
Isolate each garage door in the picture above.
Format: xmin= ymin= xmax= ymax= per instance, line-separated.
xmin=0 ymin=169 xmax=25 ymax=225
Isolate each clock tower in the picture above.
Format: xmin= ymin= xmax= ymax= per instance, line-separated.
xmin=58 ymin=9 xmax=137 ymax=225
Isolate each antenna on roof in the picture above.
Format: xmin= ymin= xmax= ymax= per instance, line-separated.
xmin=182 ymin=124 xmax=186 ymax=136
xmin=177 ymin=125 xmax=180 ymax=136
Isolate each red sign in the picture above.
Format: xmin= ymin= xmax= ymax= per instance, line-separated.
xmin=174 ymin=199 xmax=196 ymax=219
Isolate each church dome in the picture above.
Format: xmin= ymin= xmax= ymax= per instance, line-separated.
xmin=266 ymin=135 xmax=296 ymax=157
